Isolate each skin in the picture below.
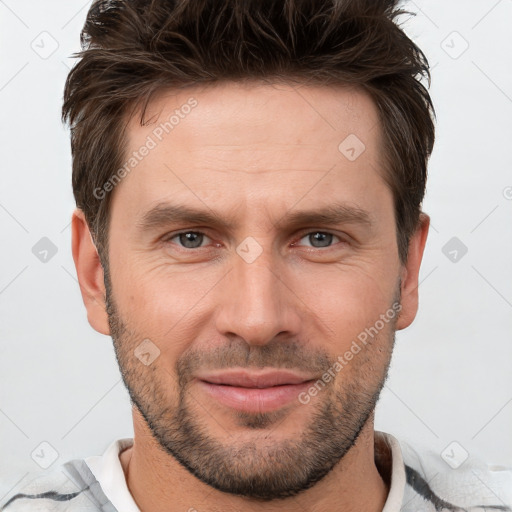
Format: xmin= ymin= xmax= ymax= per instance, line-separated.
xmin=72 ymin=81 xmax=429 ymax=512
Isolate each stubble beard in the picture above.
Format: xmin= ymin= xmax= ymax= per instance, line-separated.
xmin=104 ymin=269 xmax=399 ymax=501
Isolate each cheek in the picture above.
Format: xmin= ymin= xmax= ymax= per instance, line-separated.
xmin=293 ymin=263 xmax=398 ymax=310
xmin=291 ymin=263 xmax=398 ymax=341
xmin=110 ymin=258 xmax=220 ymax=351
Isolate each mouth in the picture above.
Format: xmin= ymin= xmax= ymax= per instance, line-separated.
xmin=195 ymin=369 xmax=317 ymax=413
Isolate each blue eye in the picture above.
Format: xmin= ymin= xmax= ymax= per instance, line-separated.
xmin=163 ymin=230 xmax=342 ymax=251
xmin=167 ymin=231 xmax=211 ymax=249
xmin=297 ymin=231 xmax=341 ymax=248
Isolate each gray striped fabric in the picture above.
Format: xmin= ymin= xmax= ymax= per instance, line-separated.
xmin=1 ymin=435 xmax=511 ymax=511
xmin=1 ymin=459 xmax=117 ymax=511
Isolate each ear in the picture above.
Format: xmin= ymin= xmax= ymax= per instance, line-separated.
xmin=71 ymin=208 xmax=110 ymax=335
xmin=396 ymin=212 xmax=430 ymax=330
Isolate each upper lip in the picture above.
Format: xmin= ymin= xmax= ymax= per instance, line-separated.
xmin=196 ymin=369 xmax=316 ymax=388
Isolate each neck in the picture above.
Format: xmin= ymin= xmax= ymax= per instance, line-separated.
xmin=120 ymin=411 xmax=389 ymax=512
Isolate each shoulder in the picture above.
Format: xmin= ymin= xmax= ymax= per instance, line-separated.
xmin=0 ymin=458 xmax=112 ymax=512
xmin=1 ymin=438 xmax=132 ymax=511
xmin=395 ymin=436 xmax=512 ymax=511
xmin=1 ymin=466 xmax=80 ymax=511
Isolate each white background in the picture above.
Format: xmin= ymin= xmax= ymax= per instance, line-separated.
xmin=1 ymin=0 xmax=511 ymax=504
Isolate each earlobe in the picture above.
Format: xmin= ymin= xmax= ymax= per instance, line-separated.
xmin=395 ymin=213 xmax=430 ymax=331
xmin=71 ymin=209 xmax=110 ymax=335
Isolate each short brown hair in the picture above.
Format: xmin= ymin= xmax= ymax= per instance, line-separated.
xmin=62 ymin=0 xmax=435 ymax=266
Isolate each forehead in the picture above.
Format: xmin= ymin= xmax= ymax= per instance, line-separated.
xmin=127 ymin=80 xmax=380 ymax=154
xmin=113 ymin=81 xmax=389 ymax=220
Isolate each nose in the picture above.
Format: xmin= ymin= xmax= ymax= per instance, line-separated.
xmin=214 ymin=243 xmax=302 ymax=346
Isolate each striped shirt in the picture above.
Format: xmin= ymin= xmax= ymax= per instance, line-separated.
xmin=1 ymin=432 xmax=511 ymax=511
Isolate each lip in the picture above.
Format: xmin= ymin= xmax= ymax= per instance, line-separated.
xmin=196 ymin=369 xmax=316 ymax=388
xmin=195 ymin=369 xmax=316 ymax=413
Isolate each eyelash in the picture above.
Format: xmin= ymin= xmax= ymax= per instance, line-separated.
xmin=162 ymin=230 xmax=345 ymax=251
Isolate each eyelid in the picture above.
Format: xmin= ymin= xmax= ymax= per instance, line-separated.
xmin=162 ymin=230 xmax=213 ymax=247
xmin=292 ymin=230 xmax=344 ymax=248
xmin=162 ymin=228 xmax=346 ymax=250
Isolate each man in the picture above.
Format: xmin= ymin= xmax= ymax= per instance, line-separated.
xmin=2 ymin=0 xmax=510 ymax=511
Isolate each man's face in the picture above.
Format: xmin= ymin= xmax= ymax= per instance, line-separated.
xmin=103 ymin=82 xmax=406 ymax=499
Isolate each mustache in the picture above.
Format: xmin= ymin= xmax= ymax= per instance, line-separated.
xmin=176 ymin=337 xmax=333 ymax=383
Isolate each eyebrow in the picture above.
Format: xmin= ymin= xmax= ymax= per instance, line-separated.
xmin=136 ymin=201 xmax=373 ymax=234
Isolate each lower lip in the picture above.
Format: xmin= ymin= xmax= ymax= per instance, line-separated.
xmin=197 ymin=379 xmax=313 ymax=413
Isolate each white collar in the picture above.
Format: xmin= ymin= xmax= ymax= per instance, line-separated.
xmin=85 ymin=437 xmax=140 ymax=512
xmin=84 ymin=431 xmax=405 ymax=512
